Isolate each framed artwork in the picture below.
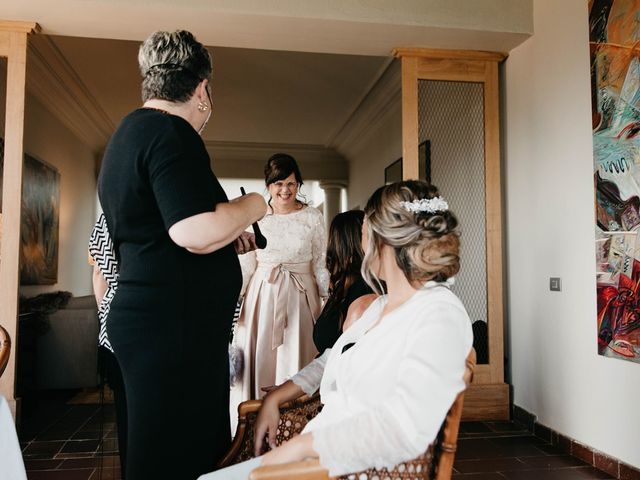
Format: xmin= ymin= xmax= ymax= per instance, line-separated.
xmin=384 ymin=158 xmax=402 ymax=185
xmin=591 ymin=0 xmax=640 ymax=364
xmin=384 ymin=140 xmax=431 ymax=185
xmin=0 ymin=138 xmax=60 ymax=285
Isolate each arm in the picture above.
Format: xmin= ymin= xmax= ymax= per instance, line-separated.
xmin=92 ymin=265 xmax=108 ymax=305
xmin=310 ymin=210 xmax=329 ymax=298
xmin=254 ymin=380 xmax=305 ymax=456
xmin=254 ymin=349 xmax=331 ymax=455
xmin=168 ymin=193 xmax=266 ymax=254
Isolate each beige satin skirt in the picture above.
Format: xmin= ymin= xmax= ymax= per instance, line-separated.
xmin=229 ymin=262 xmax=321 ymax=433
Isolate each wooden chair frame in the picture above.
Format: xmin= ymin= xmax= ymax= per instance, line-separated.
xmin=221 ymin=348 xmax=476 ymax=480
xmin=0 ymin=325 xmax=11 ymax=378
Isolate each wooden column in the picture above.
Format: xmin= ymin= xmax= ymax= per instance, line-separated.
xmin=394 ymin=47 xmax=510 ymax=420
xmin=0 ymin=21 xmax=40 ymax=418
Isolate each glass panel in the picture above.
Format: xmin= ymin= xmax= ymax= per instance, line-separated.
xmin=418 ymin=79 xmax=488 ymax=363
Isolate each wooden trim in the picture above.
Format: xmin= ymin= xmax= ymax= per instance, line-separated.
xmin=0 ymin=31 xmax=29 ymax=407
xmin=462 ymin=383 xmax=510 ymax=421
xmin=0 ymin=33 xmax=9 ymax=57
xmin=483 ymin=60 xmax=505 ymax=384
xmin=398 ymin=48 xmax=507 ymax=416
xmin=401 ymin=56 xmax=419 ymax=180
xmin=393 ymin=47 xmax=507 ymax=62
xmin=417 ymin=58 xmax=487 ymax=82
xmin=0 ymin=21 xmax=40 ymax=34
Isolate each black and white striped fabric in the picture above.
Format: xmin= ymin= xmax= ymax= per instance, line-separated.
xmin=88 ymin=213 xmax=118 ymax=353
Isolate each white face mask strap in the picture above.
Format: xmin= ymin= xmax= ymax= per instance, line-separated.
xmin=197 ymin=108 xmax=212 ymax=136
xmin=197 ymin=83 xmax=213 ymax=135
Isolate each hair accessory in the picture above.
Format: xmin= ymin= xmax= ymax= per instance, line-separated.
xmin=400 ymin=196 xmax=449 ymax=214
xmin=145 ymin=62 xmax=199 ymax=79
xmin=197 ymin=101 xmax=209 ymax=112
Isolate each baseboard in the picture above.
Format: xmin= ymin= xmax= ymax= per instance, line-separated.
xmin=462 ymin=382 xmax=510 ymax=421
xmin=513 ymin=405 xmax=640 ymax=479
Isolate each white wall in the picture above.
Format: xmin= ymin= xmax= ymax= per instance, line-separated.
xmin=504 ymin=0 xmax=640 ymax=468
xmin=17 ymin=95 xmax=96 ymax=297
xmin=344 ymin=100 xmax=402 ymax=209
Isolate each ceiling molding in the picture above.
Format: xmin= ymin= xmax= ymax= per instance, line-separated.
xmin=330 ymin=59 xmax=401 ymax=156
xmin=393 ymin=47 xmax=507 ymax=62
xmin=26 ymin=35 xmax=115 ymax=153
xmin=0 ymin=21 xmax=40 ymax=34
xmin=324 ymin=55 xmax=395 ymax=147
xmin=205 ymin=140 xmax=348 ymax=182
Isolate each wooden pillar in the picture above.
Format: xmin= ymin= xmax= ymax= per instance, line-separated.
xmin=394 ymin=47 xmax=509 ymax=420
xmin=0 ymin=21 xmax=40 ymax=418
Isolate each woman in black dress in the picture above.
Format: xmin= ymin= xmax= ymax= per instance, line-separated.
xmin=97 ymin=30 xmax=267 ymax=480
xmin=312 ymin=210 xmax=375 ymax=353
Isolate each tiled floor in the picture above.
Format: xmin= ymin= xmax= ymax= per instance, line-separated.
xmin=18 ymin=391 xmax=614 ymax=480
xmin=18 ymin=391 xmax=121 ymax=480
xmin=453 ymin=422 xmax=614 ymax=479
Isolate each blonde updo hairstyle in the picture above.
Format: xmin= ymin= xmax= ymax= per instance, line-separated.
xmin=362 ymin=180 xmax=460 ymax=294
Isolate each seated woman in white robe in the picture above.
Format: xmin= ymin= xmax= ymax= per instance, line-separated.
xmin=200 ymin=180 xmax=473 ymax=479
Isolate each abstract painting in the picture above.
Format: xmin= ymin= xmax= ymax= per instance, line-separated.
xmin=591 ymin=0 xmax=640 ymax=363
xmin=0 ymin=138 xmax=60 ymax=284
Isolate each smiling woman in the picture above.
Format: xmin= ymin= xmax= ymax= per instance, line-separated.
xmin=229 ymin=153 xmax=330 ymax=431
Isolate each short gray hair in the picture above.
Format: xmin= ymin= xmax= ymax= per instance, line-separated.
xmin=138 ymin=30 xmax=212 ymax=103
xmin=362 ymin=181 xmax=460 ymax=294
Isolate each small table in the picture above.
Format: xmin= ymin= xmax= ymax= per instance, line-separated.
xmin=0 ymin=395 xmax=27 ymax=480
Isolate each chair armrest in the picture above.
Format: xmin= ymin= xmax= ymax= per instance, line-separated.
xmin=249 ymin=459 xmax=329 ymax=480
xmin=220 ymin=393 xmax=321 ymax=468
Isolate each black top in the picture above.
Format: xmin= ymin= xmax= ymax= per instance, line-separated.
xmin=97 ymin=108 xmax=240 ymax=293
xmin=313 ymin=276 xmax=373 ymax=353
xmin=96 ymin=108 xmax=241 ymax=478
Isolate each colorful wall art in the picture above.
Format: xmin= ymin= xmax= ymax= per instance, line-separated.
xmin=591 ymin=0 xmax=640 ymax=363
xmin=0 ymin=139 xmax=60 ymax=285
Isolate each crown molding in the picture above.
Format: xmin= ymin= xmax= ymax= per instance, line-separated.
xmin=204 ymin=140 xmax=348 ymax=183
xmin=393 ymin=47 xmax=507 ymax=62
xmin=329 ymin=59 xmax=401 ymax=156
xmin=0 ymin=21 xmax=40 ymax=34
xmin=26 ymin=35 xmax=114 ymax=153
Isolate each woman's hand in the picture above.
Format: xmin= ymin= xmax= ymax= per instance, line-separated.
xmin=260 ymin=433 xmax=316 ymax=466
xmin=254 ymin=394 xmax=281 ymax=456
xmin=234 ymin=231 xmax=257 ymax=255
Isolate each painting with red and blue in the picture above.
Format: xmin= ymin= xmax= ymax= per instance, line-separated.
xmin=592 ymin=0 xmax=640 ymax=363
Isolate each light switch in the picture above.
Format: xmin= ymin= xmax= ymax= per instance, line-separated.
xmin=550 ymin=277 xmax=561 ymax=291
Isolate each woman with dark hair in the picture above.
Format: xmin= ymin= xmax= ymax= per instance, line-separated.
xmin=230 ymin=153 xmax=329 ymax=429
xmin=97 ymin=30 xmax=267 ymax=479
xmin=201 ymin=180 xmax=472 ymax=479
xmin=312 ymin=210 xmax=373 ymax=353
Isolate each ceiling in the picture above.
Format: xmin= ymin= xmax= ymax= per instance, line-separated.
xmin=48 ymin=35 xmax=390 ymax=147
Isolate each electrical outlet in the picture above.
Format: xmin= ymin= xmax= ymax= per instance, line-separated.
xmin=550 ymin=277 xmax=561 ymax=291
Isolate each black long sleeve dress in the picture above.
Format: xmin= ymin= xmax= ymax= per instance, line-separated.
xmin=98 ymin=108 xmax=241 ymax=480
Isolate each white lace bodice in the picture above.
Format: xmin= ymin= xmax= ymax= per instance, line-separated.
xmin=240 ymin=206 xmax=329 ymax=297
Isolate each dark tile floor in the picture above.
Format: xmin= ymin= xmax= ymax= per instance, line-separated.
xmin=17 ymin=391 xmax=614 ymax=480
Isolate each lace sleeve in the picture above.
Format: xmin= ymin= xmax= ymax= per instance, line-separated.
xmin=310 ymin=210 xmax=329 ymax=298
xmin=238 ymin=250 xmax=257 ymax=297
xmin=310 ymin=305 xmax=471 ymax=477
xmin=290 ymin=349 xmax=331 ymax=396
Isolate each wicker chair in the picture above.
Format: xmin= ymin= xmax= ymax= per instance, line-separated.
xmin=220 ymin=348 xmax=476 ymax=480
xmin=0 ymin=325 xmax=11 ymax=378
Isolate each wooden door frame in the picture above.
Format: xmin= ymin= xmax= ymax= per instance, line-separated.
xmin=394 ymin=48 xmax=509 ymax=420
xmin=0 ymin=20 xmax=40 ymax=418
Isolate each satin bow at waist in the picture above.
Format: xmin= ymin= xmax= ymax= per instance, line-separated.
xmin=257 ymin=262 xmax=317 ymax=349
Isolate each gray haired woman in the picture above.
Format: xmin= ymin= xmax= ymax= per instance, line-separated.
xmin=97 ymin=30 xmax=267 ymax=480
